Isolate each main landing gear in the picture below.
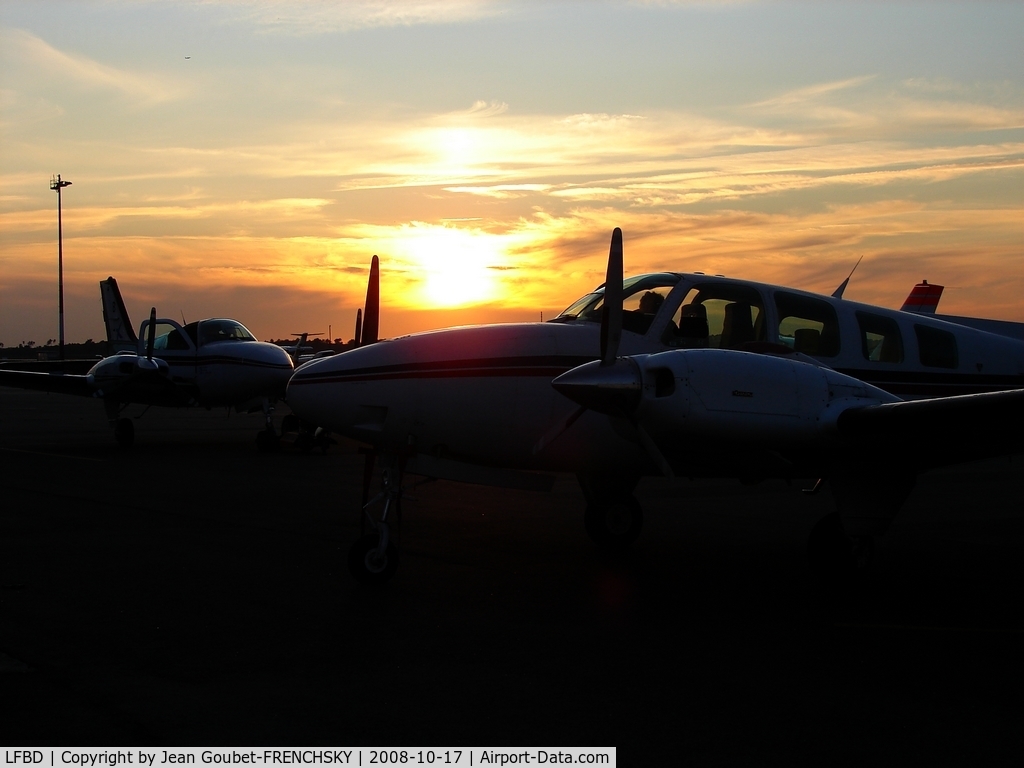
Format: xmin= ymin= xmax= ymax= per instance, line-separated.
xmin=105 ymin=398 xmax=135 ymax=450
xmin=806 ymin=472 xmax=914 ymax=582
xmin=255 ymin=397 xmax=280 ymax=453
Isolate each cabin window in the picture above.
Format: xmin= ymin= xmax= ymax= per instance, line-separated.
xmin=774 ymin=292 xmax=841 ymax=357
xmin=667 ymin=284 xmax=766 ymax=349
xmin=915 ymin=324 xmax=958 ymax=369
xmin=856 ymin=312 xmax=903 ymax=363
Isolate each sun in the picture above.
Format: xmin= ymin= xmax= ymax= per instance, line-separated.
xmin=397 ymin=225 xmax=505 ymax=308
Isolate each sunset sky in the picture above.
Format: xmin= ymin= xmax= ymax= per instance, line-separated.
xmin=2 ymin=1 xmax=1022 ymax=346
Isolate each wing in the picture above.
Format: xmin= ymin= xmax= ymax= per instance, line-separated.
xmin=837 ymin=387 xmax=1024 ymax=469
xmin=0 ymin=368 xmax=95 ymax=398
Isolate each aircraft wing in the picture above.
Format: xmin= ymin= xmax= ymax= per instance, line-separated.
xmin=0 ymin=368 xmax=95 ymax=398
xmin=836 ymin=387 xmax=1024 ymax=469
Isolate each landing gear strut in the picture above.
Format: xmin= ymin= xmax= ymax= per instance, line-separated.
xmin=255 ymin=397 xmax=280 ymax=453
xmin=349 ymin=457 xmax=403 ymax=584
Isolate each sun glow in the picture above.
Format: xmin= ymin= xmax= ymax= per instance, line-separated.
xmin=391 ymin=224 xmax=507 ymax=308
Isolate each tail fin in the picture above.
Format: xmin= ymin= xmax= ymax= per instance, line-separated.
xmin=901 ymin=280 xmax=944 ymax=314
xmin=100 ymin=277 xmax=138 ymax=351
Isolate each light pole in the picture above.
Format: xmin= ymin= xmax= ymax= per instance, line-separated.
xmin=50 ymin=174 xmax=72 ymax=360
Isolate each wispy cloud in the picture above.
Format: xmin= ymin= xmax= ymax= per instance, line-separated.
xmin=223 ymin=0 xmax=509 ymax=34
xmin=0 ymin=29 xmax=186 ymax=105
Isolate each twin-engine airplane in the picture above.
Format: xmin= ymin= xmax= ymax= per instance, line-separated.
xmin=0 ymin=277 xmax=294 ymax=448
xmin=288 ymin=231 xmax=1024 ymax=583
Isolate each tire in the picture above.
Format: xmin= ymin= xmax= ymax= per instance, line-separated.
xmin=348 ymin=533 xmax=400 ymax=584
xmin=584 ymin=496 xmax=643 ymax=551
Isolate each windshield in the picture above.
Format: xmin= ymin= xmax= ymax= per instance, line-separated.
xmin=198 ymin=319 xmax=257 ymax=346
xmin=553 ymin=273 xmax=681 ymax=334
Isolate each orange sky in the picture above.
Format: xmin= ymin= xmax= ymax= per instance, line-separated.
xmin=2 ymin=2 xmax=1022 ymax=346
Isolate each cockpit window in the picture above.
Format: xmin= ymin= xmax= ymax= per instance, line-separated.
xmin=667 ymin=283 xmax=766 ymax=349
xmin=198 ymin=320 xmax=257 ymax=346
xmin=553 ymin=273 xmax=681 ymax=335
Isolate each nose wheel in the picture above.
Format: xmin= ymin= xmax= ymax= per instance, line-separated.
xmin=348 ymin=530 xmax=400 ymax=584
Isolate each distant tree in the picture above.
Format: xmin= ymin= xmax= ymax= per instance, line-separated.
xmin=25 ymin=341 xmax=35 ymax=348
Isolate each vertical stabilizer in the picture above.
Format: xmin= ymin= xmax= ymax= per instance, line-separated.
xmin=901 ymin=280 xmax=944 ymax=314
xmin=100 ymin=277 xmax=138 ymax=352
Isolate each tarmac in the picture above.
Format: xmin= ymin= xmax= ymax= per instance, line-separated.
xmin=1 ymin=387 xmax=1022 ymax=762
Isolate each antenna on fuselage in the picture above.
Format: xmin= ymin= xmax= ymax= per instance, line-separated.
xmin=832 ymin=255 xmax=864 ymax=299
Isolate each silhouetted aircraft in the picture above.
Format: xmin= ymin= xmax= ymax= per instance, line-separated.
xmin=287 ymin=233 xmax=1024 ymax=582
xmin=0 ymin=277 xmax=293 ymax=449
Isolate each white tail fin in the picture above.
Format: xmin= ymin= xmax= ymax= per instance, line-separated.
xmin=100 ymin=277 xmax=138 ymax=351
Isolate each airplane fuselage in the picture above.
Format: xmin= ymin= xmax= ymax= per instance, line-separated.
xmin=89 ymin=317 xmax=294 ymax=409
xmin=287 ymin=272 xmax=1024 ymax=477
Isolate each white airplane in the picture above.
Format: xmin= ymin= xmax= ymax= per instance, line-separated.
xmin=0 ymin=277 xmax=294 ymax=449
xmin=286 ymin=231 xmax=1024 ymax=583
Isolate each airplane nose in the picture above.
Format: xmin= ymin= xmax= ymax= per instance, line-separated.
xmin=552 ymin=357 xmax=642 ymax=415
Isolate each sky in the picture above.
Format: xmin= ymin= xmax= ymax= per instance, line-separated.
xmin=1 ymin=0 xmax=1022 ymax=346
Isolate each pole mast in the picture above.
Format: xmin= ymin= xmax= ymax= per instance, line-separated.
xmin=50 ymin=174 xmax=72 ymax=360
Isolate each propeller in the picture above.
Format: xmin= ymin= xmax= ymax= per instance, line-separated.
xmin=136 ymin=307 xmax=164 ymax=374
xmin=534 ymin=228 xmax=674 ymax=477
xmin=360 ymin=255 xmax=380 ymax=347
xmin=600 ymin=227 xmax=623 ymax=366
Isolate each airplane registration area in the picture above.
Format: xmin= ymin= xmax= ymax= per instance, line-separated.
xmin=1 ymin=388 xmax=1022 ymax=759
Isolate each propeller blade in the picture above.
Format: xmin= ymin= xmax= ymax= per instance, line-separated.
xmin=531 ymin=404 xmax=587 ymax=455
xmin=361 ymin=255 xmax=380 ymax=346
xmin=633 ymin=421 xmax=674 ymax=479
xmin=599 ymin=228 xmax=623 ymax=366
xmin=354 ymin=308 xmax=363 ymax=348
xmin=146 ymin=308 xmax=157 ymax=361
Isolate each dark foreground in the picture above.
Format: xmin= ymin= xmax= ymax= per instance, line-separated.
xmin=1 ymin=388 xmax=1022 ymax=763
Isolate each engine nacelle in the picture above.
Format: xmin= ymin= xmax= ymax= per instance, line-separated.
xmin=553 ymin=349 xmax=899 ymax=449
xmin=636 ymin=349 xmax=899 ymax=445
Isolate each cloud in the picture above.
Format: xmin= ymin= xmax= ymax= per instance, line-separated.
xmin=223 ymin=0 xmax=509 ymax=34
xmin=1 ymin=29 xmax=186 ymax=105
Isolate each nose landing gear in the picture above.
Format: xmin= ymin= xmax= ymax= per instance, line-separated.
xmin=349 ymin=459 xmax=403 ymax=584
